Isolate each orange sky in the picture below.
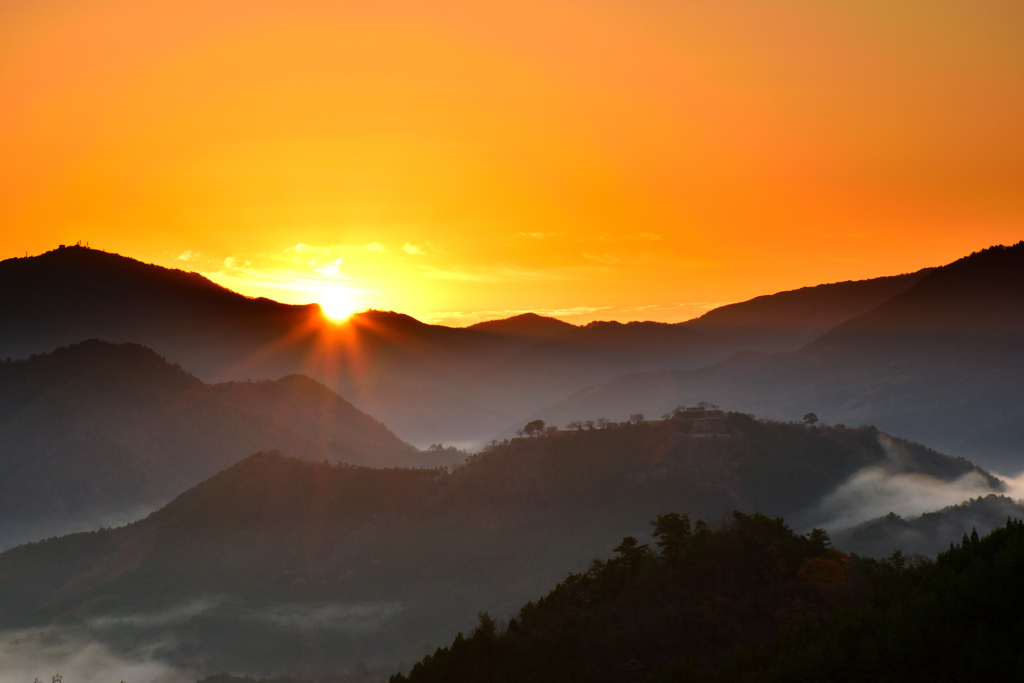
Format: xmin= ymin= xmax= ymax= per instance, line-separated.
xmin=2 ymin=0 xmax=1022 ymax=325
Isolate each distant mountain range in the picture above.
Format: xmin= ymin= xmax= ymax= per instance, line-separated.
xmin=0 ymin=244 xmax=929 ymax=445
xmin=519 ymin=243 xmax=1024 ymax=471
xmin=0 ymin=417 xmax=1001 ymax=675
xmin=0 ymin=340 xmax=430 ymax=550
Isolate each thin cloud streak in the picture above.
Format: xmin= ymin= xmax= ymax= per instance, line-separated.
xmin=417 ymin=300 xmax=734 ymax=327
xmin=418 ymin=265 xmax=578 ymax=284
xmin=184 ymin=241 xmax=733 ymax=325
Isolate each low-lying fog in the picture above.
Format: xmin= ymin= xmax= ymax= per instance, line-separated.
xmin=804 ymin=468 xmax=998 ymax=531
xmin=0 ymin=627 xmax=187 ymax=683
xmin=798 ymin=435 xmax=1024 ymax=532
xmin=0 ymin=599 xmax=408 ymax=683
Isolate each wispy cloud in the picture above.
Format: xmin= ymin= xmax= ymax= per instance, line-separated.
xmin=193 ymin=244 xmax=373 ymax=308
xmin=581 ymin=252 xmax=649 ymax=266
xmin=87 ymin=598 xmax=222 ymax=629
xmin=403 ymin=242 xmax=423 ymax=255
xmin=418 ymin=264 xmax=575 ymax=283
xmin=244 ymin=601 xmax=403 ymax=630
xmin=583 ymin=251 xmax=720 ymax=269
xmin=596 ymin=232 xmax=662 ymax=242
xmin=313 ymin=258 xmax=346 ymax=278
xmin=620 ymin=301 xmax=734 ymax=316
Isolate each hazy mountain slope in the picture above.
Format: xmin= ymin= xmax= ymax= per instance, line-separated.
xmin=485 ymin=322 xmax=713 ymax=416
xmin=342 ymin=378 xmax=511 ymax=447
xmin=832 ymin=494 xmax=1024 ymax=559
xmin=954 ymin=417 xmax=1024 ymax=471
xmin=0 ymin=417 xmax=999 ymax=675
xmin=524 ymin=243 xmax=1024 ymax=470
xmin=792 ymin=242 xmax=1024 ymax=449
xmin=680 ymin=270 xmax=928 ymax=352
xmin=477 ymin=273 xmax=925 ymax=420
xmin=0 ymin=340 xmax=420 ymax=549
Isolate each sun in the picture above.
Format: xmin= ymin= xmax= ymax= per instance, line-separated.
xmin=319 ymin=294 xmax=355 ymax=322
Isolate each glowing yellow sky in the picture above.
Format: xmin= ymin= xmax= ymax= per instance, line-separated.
xmin=2 ymin=0 xmax=1022 ymax=324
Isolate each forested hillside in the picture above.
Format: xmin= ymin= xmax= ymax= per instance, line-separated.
xmin=393 ymin=515 xmax=1024 ymax=683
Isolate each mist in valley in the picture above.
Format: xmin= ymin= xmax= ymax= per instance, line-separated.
xmin=0 ymin=627 xmax=187 ymax=683
xmin=800 ymin=435 xmax=1006 ymax=533
xmin=0 ymin=597 xmax=416 ymax=683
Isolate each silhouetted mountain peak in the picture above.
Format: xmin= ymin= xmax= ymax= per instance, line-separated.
xmin=10 ymin=246 xmax=265 ymax=305
xmin=349 ymin=309 xmax=432 ymax=331
xmin=469 ymin=313 xmax=575 ymax=339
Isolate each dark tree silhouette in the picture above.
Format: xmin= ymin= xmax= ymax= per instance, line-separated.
xmin=612 ymin=535 xmax=649 ymax=570
xmin=651 ymin=512 xmax=691 ymax=561
xmin=522 ymin=419 xmax=546 ymax=437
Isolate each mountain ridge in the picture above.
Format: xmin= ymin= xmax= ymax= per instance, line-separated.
xmin=0 ymin=339 xmax=427 ymax=549
xmin=0 ymin=244 xmax=937 ymax=446
xmin=518 ymin=243 xmax=1024 ymax=469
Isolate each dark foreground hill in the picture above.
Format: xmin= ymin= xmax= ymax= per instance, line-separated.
xmin=392 ymin=515 xmax=1024 ymax=683
xmin=0 ymin=246 xmax=925 ymax=445
xmin=0 ymin=340 xmax=423 ymax=549
xmin=525 ymin=243 xmax=1024 ymax=470
xmin=0 ymin=416 xmax=1000 ymax=676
